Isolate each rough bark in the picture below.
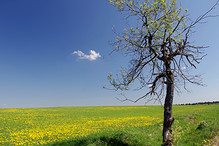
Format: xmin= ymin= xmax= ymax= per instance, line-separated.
xmin=162 ymin=61 xmax=175 ymax=146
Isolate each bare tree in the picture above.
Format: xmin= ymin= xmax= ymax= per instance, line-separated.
xmin=107 ymin=0 xmax=219 ymax=145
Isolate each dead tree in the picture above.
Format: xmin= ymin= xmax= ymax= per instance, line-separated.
xmin=107 ymin=0 xmax=219 ymax=145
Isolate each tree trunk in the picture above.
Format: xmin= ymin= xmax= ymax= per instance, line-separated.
xmin=162 ymin=61 xmax=174 ymax=146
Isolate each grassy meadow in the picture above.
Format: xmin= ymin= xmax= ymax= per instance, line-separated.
xmin=0 ymin=104 xmax=218 ymax=145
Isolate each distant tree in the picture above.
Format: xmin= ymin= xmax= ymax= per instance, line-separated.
xmin=107 ymin=0 xmax=219 ymax=145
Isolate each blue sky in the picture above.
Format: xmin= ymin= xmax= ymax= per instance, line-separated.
xmin=0 ymin=0 xmax=218 ymax=108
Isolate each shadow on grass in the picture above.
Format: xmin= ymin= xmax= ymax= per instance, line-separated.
xmin=50 ymin=131 xmax=141 ymax=146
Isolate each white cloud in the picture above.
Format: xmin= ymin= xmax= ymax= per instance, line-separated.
xmin=73 ymin=50 xmax=101 ymax=61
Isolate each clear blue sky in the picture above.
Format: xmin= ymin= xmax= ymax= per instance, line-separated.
xmin=0 ymin=0 xmax=218 ymax=108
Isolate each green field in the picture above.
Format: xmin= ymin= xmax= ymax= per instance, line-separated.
xmin=0 ymin=104 xmax=218 ymax=145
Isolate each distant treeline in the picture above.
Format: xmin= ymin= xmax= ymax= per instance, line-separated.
xmin=175 ymin=101 xmax=219 ymax=105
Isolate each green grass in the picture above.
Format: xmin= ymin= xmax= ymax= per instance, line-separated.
xmin=50 ymin=104 xmax=219 ymax=146
xmin=0 ymin=104 xmax=218 ymax=145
